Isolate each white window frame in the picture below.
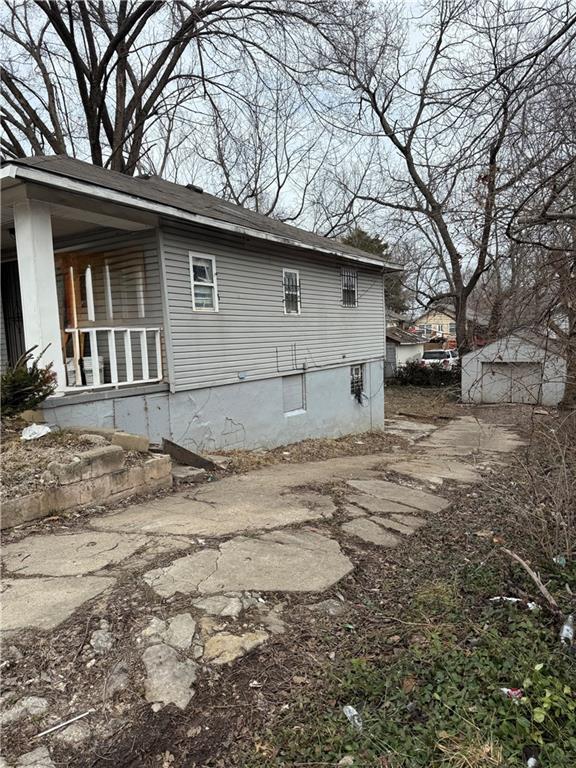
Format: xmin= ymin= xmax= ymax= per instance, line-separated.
xmin=283 ymin=268 xmax=301 ymax=315
xmin=189 ymin=252 xmax=219 ymax=312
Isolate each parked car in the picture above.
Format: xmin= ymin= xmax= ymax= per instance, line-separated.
xmin=419 ymin=349 xmax=459 ymax=369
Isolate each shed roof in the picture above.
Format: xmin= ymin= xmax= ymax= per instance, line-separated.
xmin=462 ymin=331 xmax=566 ymax=359
xmin=386 ymin=327 xmax=425 ymax=345
xmin=1 ymin=155 xmax=402 ymax=271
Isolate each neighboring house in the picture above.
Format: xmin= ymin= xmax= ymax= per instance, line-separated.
xmin=461 ymin=333 xmax=566 ymax=406
xmin=384 ymin=328 xmax=424 ymax=378
xmin=386 ymin=310 xmax=411 ymax=330
xmin=413 ymin=304 xmax=488 ymax=345
xmin=0 ymin=156 xmax=402 ymax=450
xmin=412 ymin=307 xmax=457 ymax=339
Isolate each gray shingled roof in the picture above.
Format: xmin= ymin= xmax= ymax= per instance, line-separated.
xmin=3 ymin=155 xmax=401 ymax=269
xmin=386 ymin=327 xmax=425 ymax=345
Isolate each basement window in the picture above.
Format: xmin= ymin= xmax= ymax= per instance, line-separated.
xmin=282 ymin=373 xmax=306 ymax=414
xmin=350 ymin=364 xmax=364 ymax=403
xmin=283 ymin=269 xmax=301 ymax=314
xmin=190 ymin=253 xmax=218 ymax=311
xmin=341 ymin=268 xmax=358 ymax=307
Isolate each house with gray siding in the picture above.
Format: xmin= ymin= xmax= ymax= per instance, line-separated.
xmin=0 ymin=156 xmax=401 ymax=450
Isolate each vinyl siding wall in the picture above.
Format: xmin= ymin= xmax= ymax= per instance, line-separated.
xmin=160 ymin=221 xmax=387 ymax=391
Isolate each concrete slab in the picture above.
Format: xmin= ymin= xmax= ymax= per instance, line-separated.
xmin=143 ymin=549 xmax=219 ymax=598
xmin=385 ymin=418 xmax=437 ymax=433
xmin=203 ymin=630 xmax=268 ymax=665
xmin=141 ymin=642 xmax=196 ymax=710
xmin=199 ymin=531 xmax=354 ymax=594
xmin=346 ymin=494 xmax=417 ymax=516
xmin=420 ymin=417 xmax=525 ymax=455
xmin=119 ymin=536 xmax=192 ymax=571
xmin=2 ymin=532 xmax=148 ymax=577
xmin=343 ymin=504 xmax=367 ymax=518
xmin=144 ymin=531 xmax=354 ymax=597
xmin=90 ymin=487 xmax=335 ymax=538
xmin=1 ymin=576 xmax=115 ymax=631
xmin=370 ymin=516 xmax=417 ymax=535
xmin=386 ymin=456 xmax=481 ymax=485
xmin=391 ymin=513 xmax=427 ymax=529
xmin=347 ymin=479 xmax=449 ymax=513
xmin=341 ymin=519 xmax=401 ymax=546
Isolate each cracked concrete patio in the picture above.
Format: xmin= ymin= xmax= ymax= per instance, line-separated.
xmin=0 ymin=413 xmax=525 ymax=765
xmin=1 ymin=415 xmax=523 ymax=633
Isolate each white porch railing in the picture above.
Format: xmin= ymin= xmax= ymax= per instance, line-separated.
xmin=64 ymin=326 xmax=162 ymax=390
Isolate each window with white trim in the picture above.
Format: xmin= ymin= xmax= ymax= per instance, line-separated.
xmin=341 ymin=268 xmax=358 ymax=307
xmin=190 ymin=253 xmax=218 ymax=311
xmin=283 ymin=269 xmax=301 ymax=314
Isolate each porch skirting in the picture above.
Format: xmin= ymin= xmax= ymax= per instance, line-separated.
xmin=41 ymin=360 xmax=385 ymax=451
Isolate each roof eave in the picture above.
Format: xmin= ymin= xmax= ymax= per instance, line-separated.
xmin=1 ymin=163 xmax=402 ymax=272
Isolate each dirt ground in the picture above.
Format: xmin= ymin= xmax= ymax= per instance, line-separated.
xmin=383 ymin=384 xmax=461 ymax=422
xmin=1 ymin=395 xmax=573 ymax=767
xmin=33 ymin=437 xmax=569 ymax=768
xmin=216 ymin=429 xmax=409 ymax=473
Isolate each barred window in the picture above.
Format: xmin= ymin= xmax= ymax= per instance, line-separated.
xmin=283 ymin=269 xmax=301 ymax=314
xmin=341 ymin=268 xmax=358 ymax=307
xmin=350 ymin=364 xmax=364 ymax=402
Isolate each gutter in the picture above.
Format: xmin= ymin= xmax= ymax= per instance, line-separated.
xmin=1 ymin=164 xmax=403 ymax=272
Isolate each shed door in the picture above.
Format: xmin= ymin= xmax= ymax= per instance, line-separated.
xmin=481 ymin=362 xmax=542 ymax=404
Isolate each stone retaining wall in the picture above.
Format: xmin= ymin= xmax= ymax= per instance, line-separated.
xmin=1 ymin=451 xmax=172 ymax=530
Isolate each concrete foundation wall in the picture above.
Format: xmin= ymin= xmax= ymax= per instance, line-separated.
xmin=42 ymin=360 xmax=385 ymax=451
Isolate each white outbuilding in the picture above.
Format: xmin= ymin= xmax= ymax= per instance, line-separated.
xmin=385 ymin=328 xmax=425 ymax=377
xmin=461 ymin=333 xmax=566 ymax=406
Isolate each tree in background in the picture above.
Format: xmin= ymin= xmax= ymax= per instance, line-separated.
xmin=303 ymin=0 xmax=576 ymax=352
xmin=1 ymin=0 xmax=316 ymax=174
xmin=342 ymin=228 xmax=408 ymax=313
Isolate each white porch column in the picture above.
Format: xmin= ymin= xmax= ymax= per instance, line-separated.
xmin=13 ymin=201 xmax=66 ymax=390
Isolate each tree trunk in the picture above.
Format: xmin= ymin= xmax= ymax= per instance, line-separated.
xmin=454 ymin=294 xmax=472 ymax=355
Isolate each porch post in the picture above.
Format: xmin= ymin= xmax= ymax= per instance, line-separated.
xmin=13 ymin=201 xmax=66 ymax=390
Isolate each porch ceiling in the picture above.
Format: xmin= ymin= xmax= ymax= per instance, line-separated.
xmin=1 ymin=180 xmax=157 ymax=258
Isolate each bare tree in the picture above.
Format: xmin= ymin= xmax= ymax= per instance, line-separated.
xmin=504 ymin=74 xmax=576 ymax=407
xmin=0 ymin=0 xmax=315 ymax=175
xmin=301 ymin=0 xmax=576 ymax=352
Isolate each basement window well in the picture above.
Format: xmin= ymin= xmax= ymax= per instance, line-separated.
xmin=283 ymin=373 xmax=306 ymax=415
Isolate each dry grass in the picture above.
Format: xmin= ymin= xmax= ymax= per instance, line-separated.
xmin=214 ymin=429 xmax=409 ymax=473
xmin=385 ymin=385 xmax=461 ymax=422
xmin=436 ymin=734 xmax=504 ymax=767
xmin=488 ymin=412 xmax=576 ymax=561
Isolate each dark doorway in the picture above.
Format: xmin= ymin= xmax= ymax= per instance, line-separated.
xmin=1 ymin=261 xmax=25 ymax=366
